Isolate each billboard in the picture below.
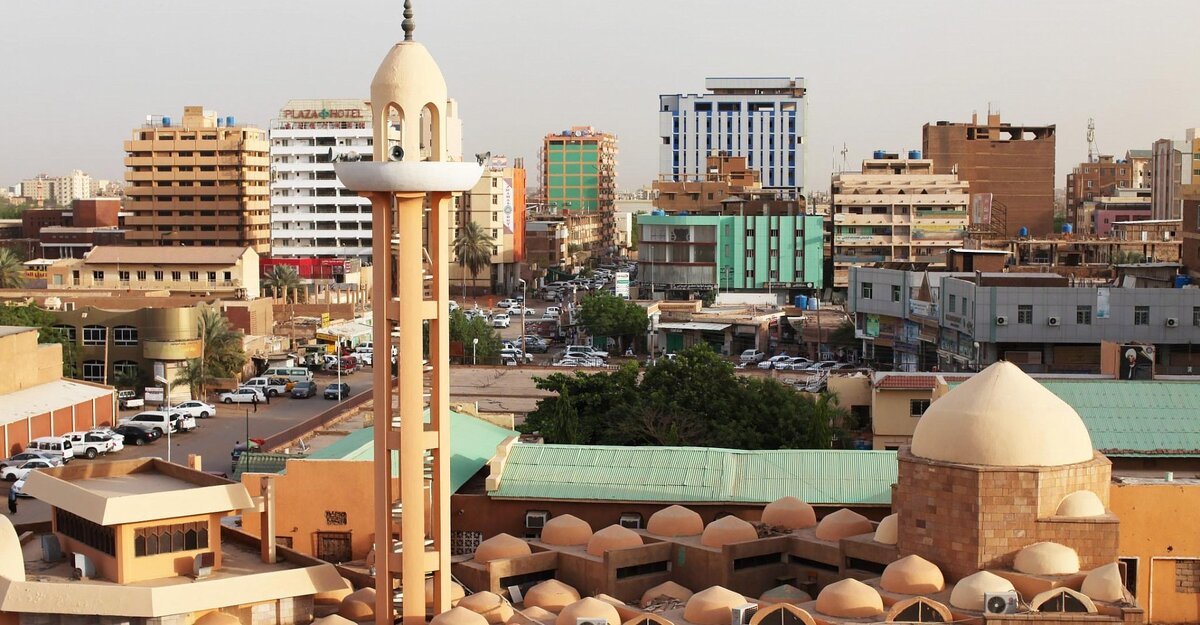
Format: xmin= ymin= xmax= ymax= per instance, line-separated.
xmin=911 ymin=223 xmax=967 ymax=241
xmin=1119 ymin=344 xmax=1155 ymax=380
xmin=502 ymin=178 xmax=515 ymax=235
xmin=615 ymin=272 xmax=631 ymax=298
xmin=971 ymin=193 xmax=993 ymax=226
xmin=1096 ymin=288 xmax=1111 ymax=319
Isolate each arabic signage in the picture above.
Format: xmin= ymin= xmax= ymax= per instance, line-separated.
xmin=615 ymin=272 xmax=631 ymax=298
xmin=971 ymin=193 xmax=993 ymax=226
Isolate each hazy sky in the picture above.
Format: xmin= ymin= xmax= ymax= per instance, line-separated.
xmin=3 ymin=1 xmax=1198 ymax=193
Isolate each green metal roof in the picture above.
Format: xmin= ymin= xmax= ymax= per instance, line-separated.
xmin=490 ymin=445 xmax=897 ymax=505
xmin=946 ymin=379 xmax=1200 ymax=457
xmin=233 ymin=452 xmax=304 ymax=480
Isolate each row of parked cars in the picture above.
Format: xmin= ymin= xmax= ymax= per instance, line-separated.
xmin=740 ymin=350 xmax=859 ymax=372
xmin=553 ymin=345 xmax=610 ymax=368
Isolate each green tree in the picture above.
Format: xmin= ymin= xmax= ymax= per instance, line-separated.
xmin=453 ymin=221 xmax=495 ymax=299
xmin=578 ymin=293 xmax=648 ymax=351
xmin=0 ymin=247 xmax=25 ymax=288
xmin=196 ymin=304 xmax=247 ymax=380
xmin=262 ymin=265 xmax=302 ymax=301
xmin=173 ymin=359 xmax=220 ymax=398
xmin=0 ymin=304 xmax=77 ymax=376
xmin=448 ymin=309 xmax=501 ymax=363
xmin=1112 ymin=250 xmax=1146 ymax=265
xmin=0 ymin=198 xmax=26 ymax=220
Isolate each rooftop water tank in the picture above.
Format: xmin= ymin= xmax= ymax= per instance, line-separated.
xmin=651 ymin=209 xmax=665 ymax=216
xmin=1062 ymin=223 xmax=1073 ymax=234
xmin=226 ymin=116 xmax=235 ymax=127
xmin=1018 ymin=226 xmax=1029 ymax=238
xmin=873 ymin=150 xmax=886 ymax=159
xmin=1175 ymin=275 xmax=1192 ymax=289
xmin=162 ymin=116 xmax=171 ymax=127
xmin=216 ymin=117 xmax=224 ymax=127
xmin=908 ymin=150 xmax=922 ymax=159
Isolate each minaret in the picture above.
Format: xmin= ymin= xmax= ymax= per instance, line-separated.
xmin=334 ymin=2 xmax=483 ymax=623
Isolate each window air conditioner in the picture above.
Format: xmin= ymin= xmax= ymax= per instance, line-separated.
xmin=984 ymin=591 xmax=1019 ymax=615
xmin=618 ymin=513 xmax=643 ymax=529
xmin=730 ymin=604 xmax=759 ymax=625
xmin=525 ymin=511 xmax=549 ymax=529
xmin=995 ymin=315 xmax=1008 ymax=326
xmin=1047 ymin=316 xmax=1061 ymax=326
xmin=1166 ymin=317 xmax=1179 ymax=327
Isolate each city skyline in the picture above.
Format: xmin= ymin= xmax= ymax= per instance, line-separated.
xmin=3 ymin=0 xmax=1198 ymax=192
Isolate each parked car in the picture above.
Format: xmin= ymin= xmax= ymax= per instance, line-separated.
xmin=759 ymin=354 xmax=793 ymax=370
xmin=26 ymin=436 xmax=75 ymax=464
xmin=739 ymin=349 xmax=767 ymax=363
xmin=117 ymin=389 xmax=144 ymax=410
xmin=0 ymin=451 xmax=61 ymax=471
xmin=492 ymin=313 xmax=511 ymax=328
xmin=496 ymin=298 xmax=518 ymax=309
xmin=291 ymin=381 xmax=318 ymax=398
xmin=241 ymin=376 xmax=290 ymax=397
xmin=565 ymin=345 xmax=608 ymax=360
xmin=171 ymin=400 xmax=216 ymax=419
xmin=778 ymin=356 xmax=813 ymax=371
xmin=170 ymin=411 xmax=198 ymax=433
xmin=62 ymin=431 xmax=118 ymax=459
xmin=113 ymin=424 xmax=160 ymax=446
xmin=449 ymin=300 xmax=460 ymax=312
xmin=220 ymin=387 xmax=266 ymax=404
xmin=499 ymin=348 xmax=534 ymax=364
xmin=89 ymin=427 xmax=124 ymax=447
xmin=352 ymin=351 xmax=373 ymax=367
xmin=808 ymin=360 xmax=840 ymax=371
xmin=11 ymin=477 xmax=30 ymax=497
xmin=119 ymin=411 xmax=178 ymax=436
xmin=264 ymin=366 xmax=314 ymax=383
xmin=830 ymin=362 xmax=859 ymax=371
xmin=544 ymin=306 xmax=562 ymax=317
xmin=504 ymin=304 xmax=535 ymax=316
xmin=2 ymin=458 xmax=56 ymax=482
xmin=324 ymin=383 xmax=351 ymax=400
xmin=522 ymin=339 xmax=549 ymax=354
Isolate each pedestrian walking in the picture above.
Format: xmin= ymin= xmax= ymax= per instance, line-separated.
xmin=252 ymin=394 xmax=259 ymax=413
xmin=7 ymin=488 xmax=16 ymax=515
xmin=265 ymin=390 xmax=270 ymax=405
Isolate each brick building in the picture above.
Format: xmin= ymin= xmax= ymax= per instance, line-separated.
xmin=1065 ymin=155 xmax=1136 ymax=230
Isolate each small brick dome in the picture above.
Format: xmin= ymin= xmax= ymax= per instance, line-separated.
xmin=873 ymin=513 xmax=898 ymax=545
xmin=814 ymin=579 xmax=884 ymax=618
xmin=509 ymin=606 xmax=556 ymax=625
xmin=701 ymin=515 xmax=759 ymax=548
xmin=950 ymin=571 xmax=1015 ymax=610
xmin=195 ymin=613 xmax=241 ymax=625
xmin=1082 ymin=562 xmax=1125 ymax=602
xmin=761 ymin=496 xmax=816 ymax=529
xmin=313 ymin=615 xmax=357 ymax=625
xmin=881 ymin=555 xmax=945 ymax=594
xmin=474 ymin=533 xmax=532 ymax=563
xmin=541 ymin=514 xmax=594 ymax=546
xmin=586 ymin=524 xmax=643 ymax=556
xmin=1014 ymin=542 xmax=1080 ymax=576
xmin=524 ymin=580 xmax=581 ymax=612
xmin=431 ymin=607 xmax=489 ymax=625
xmin=458 ymin=591 xmax=514 ymax=624
xmin=683 ymin=586 xmax=748 ymax=625
xmin=646 ymin=505 xmax=705 ymax=537
xmin=314 ymin=577 xmax=355 ymax=605
xmin=424 ymin=578 xmax=466 ymax=609
xmin=814 ymin=508 xmax=873 ymax=541
xmin=555 ymin=597 xmax=621 ymax=625
xmin=758 ymin=584 xmax=812 ymax=605
xmin=640 ymin=581 xmax=694 ymax=607
xmin=338 ymin=600 xmax=375 ymax=621
xmin=1057 ymin=490 xmax=1106 ymax=517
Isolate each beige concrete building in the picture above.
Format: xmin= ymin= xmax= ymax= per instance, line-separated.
xmin=449 ymin=160 xmax=527 ymax=295
xmin=44 ymin=245 xmax=260 ymax=297
xmin=53 ymin=169 xmax=94 ymax=207
xmin=123 ymin=106 xmax=271 ymax=253
xmin=830 ymin=156 xmax=969 ymax=288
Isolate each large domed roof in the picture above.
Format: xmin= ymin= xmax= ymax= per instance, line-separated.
xmin=683 ymin=586 xmax=747 ymax=625
xmin=880 ymin=555 xmax=945 ymax=594
xmin=640 ymin=581 xmax=694 ymax=607
xmin=814 ymin=579 xmax=884 ymax=618
xmin=814 ymin=508 xmax=873 ymax=541
xmin=1082 ymin=563 xmax=1125 ymax=602
xmin=761 ymin=496 xmax=816 ymax=529
xmin=586 ymin=525 xmax=643 ymax=556
xmin=1057 ymin=490 xmax=1106 ymax=517
xmin=458 ymin=591 xmax=514 ymax=624
xmin=431 ymin=607 xmax=489 ymax=625
xmin=910 ymin=361 xmax=1094 ymax=467
xmin=524 ymin=580 xmax=581 ymax=612
xmin=1013 ymin=542 xmax=1080 ymax=576
xmin=474 ymin=533 xmax=532 ymax=563
xmin=647 ymin=505 xmax=704 ymax=537
xmin=541 ymin=514 xmax=593 ymax=546
xmin=700 ymin=516 xmax=759 ymax=548
xmin=555 ymin=598 xmax=621 ymax=625
xmin=949 ymin=571 xmax=1015 ymax=610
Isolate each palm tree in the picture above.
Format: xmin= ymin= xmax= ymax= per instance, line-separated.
xmin=196 ymin=303 xmax=248 ymax=382
xmin=173 ymin=358 xmax=219 ymax=399
xmin=0 ymin=247 xmax=25 ymax=289
xmin=453 ymin=221 xmax=495 ymax=299
xmin=263 ymin=265 xmax=302 ymax=302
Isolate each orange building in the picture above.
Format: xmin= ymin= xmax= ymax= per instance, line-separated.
xmin=1110 ymin=479 xmax=1200 ymax=624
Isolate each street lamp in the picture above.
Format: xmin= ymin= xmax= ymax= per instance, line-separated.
xmin=153 ymin=374 xmax=173 ymax=463
xmin=472 ymin=337 xmax=479 ymax=366
xmin=518 ymin=278 xmax=527 ymax=363
xmin=973 ymin=341 xmax=981 ymax=372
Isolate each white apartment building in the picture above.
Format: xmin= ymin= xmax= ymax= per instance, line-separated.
xmin=269 ymin=99 xmax=375 ymax=259
xmin=659 ymin=77 xmax=807 ymax=194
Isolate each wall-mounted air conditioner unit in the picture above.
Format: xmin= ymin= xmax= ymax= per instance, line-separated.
xmin=618 ymin=513 xmax=643 ymax=530
xmin=1047 ymin=316 xmax=1061 ymax=327
xmin=193 ymin=552 xmax=215 ymax=579
xmin=1166 ymin=317 xmax=1179 ymax=327
xmin=73 ymin=553 xmax=96 ymax=580
xmin=525 ymin=511 xmax=549 ymax=529
xmin=984 ymin=591 xmax=1019 ymax=615
xmin=730 ymin=604 xmax=759 ymax=625
xmin=995 ymin=315 xmax=1008 ymax=326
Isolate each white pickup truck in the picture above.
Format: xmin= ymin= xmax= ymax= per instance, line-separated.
xmin=117 ymin=389 xmax=144 ymax=410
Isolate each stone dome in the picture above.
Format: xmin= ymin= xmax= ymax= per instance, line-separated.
xmin=474 ymin=533 xmax=532 ymax=563
xmin=541 ymin=514 xmax=594 ymax=546
xmin=641 ymin=581 xmax=694 ymax=607
xmin=814 ymin=508 xmax=874 ymax=541
xmin=314 ymin=577 xmax=355 ymax=606
xmin=314 ymin=615 xmax=358 ymax=625
xmin=758 ymin=584 xmax=812 ymax=605
xmin=195 ymin=613 xmax=241 ymax=625
xmin=881 ymin=555 xmax=945 ymax=594
xmin=424 ymin=578 xmax=467 ymax=609
xmin=511 ymin=606 xmax=557 ymax=625
xmin=910 ymin=361 xmax=1094 ymax=467
xmin=814 ymin=579 xmax=884 ymax=618
xmin=1082 ymin=563 xmax=1126 ymax=602
xmin=873 ymin=513 xmax=898 ymax=545
xmin=761 ymin=496 xmax=817 ymax=529
xmin=555 ymin=598 xmax=621 ymax=625
xmin=458 ymin=592 xmax=514 ymax=625
xmin=949 ymin=571 xmax=1015 ymax=610
xmin=1014 ymin=542 xmax=1080 ymax=576
xmin=1057 ymin=490 xmax=1106 ymax=517
xmin=431 ymin=607 xmax=489 ymax=625
xmin=344 ymin=587 xmax=376 ymax=606
xmin=586 ymin=524 xmax=643 ymax=556
xmin=524 ymin=580 xmax=581 ymax=613
xmin=683 ymin=586 xmax=748 ymax=625
xmin=0 ymin=515 xmax=25 ymax=582
xmin=701 ymin=515 xmax=759 ymax=548
xmin=646 ymin=505 xmax=705 ymax=537
xmin=338 ymin=600 xmax=374 ymax=621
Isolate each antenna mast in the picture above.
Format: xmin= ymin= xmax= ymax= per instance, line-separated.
xmin=1087 ymin=118 xmax=1099 ymax=163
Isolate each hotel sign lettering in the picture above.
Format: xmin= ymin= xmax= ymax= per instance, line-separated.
xmin=281 ymin=108 xmax=365 ymax=120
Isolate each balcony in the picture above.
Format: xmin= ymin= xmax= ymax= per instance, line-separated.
xmin=833 ymin=255 xmax=886 ymax=263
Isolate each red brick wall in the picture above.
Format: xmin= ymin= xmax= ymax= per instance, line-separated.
xmin=72 ymin=198 xmax=121 ymax=228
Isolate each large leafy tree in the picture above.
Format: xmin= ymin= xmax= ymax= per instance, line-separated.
xmin=263 ymin=265 xmax=302 ymax=302
xmin=453 ymin=221 xmax=495 ymax=299
xmin=578 ymin=293 xmax=648 ymax=351
xmin=0 ymin=247 xmax=25 ymax=289
xmin=448 ymin=309 xmax=502 ymax=363
xmin=179 ymin=304 xmax=247 ymax=398
xmin=0 ymin=304 xmax=76 ymax=376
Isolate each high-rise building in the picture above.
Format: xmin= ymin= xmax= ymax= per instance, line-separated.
xmin=1065 ymin=156 xmax=1136 ymax=230
xmin=659 ymin=77 xmax=806 ymax=194
xmin=922 ymin=112 xmax=1055 ymax=237
xmin=123 ymin=106 xmax=270 ymax=253
xmin=53 ymin=169 xmax=93 ymax=207
xmin=269 ymin=99 xmax=375 ymax=258
xmin=830 ymin=154 xmax=969 ymax=288
xmin=450 ymin=157 xmax=526 ymax=295
xmin=20 ymin=175 xmax=55 ymax=206
xmin=541 ymin=126 xmax=617 ymax=254
xmin=1150 ymin=129 xmax=1197 ymax=221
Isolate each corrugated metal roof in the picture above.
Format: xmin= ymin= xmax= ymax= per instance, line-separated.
xmin=657 ymin=322 xmax=733 ymax=332
xmin=490 ymin=445 xmax=897 ymax=505
xmin=0 ymin=379 xmax=114 ymax=428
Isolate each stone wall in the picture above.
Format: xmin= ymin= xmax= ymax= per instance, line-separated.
xmin=17 ymin=596 xmax=314 ymax=625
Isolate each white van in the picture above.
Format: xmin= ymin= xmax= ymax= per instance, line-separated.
xmin=264 ymin=367 xmax=313 ymax=383
xmin=27 ymin=436 xmax=76 ymax=463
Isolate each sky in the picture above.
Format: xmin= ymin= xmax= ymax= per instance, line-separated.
xmin=3 ymin=0 xmax=1199 ymax=194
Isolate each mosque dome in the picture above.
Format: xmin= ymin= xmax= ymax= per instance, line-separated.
xmin=510 ymin=607 xmax=557 ymax=625
xmin=647 ymin=505 xmax=705 ymax=537
xmin=586 ymin=525 xmax=643 ymax=556
xmin=1082 ymin=563 xmax=1126 ymax=602
xmin=910 ymin=362 xmax=1094 ymax=467
xmin=761 ymin=496 xmax=817 ymax=530
xmin=683 ymin=586 xmax=748 ymax=625
xmin=458 ymin=591 xmax=514 ymax=624
xmin=474 ymin=533 xmax=532 ymax=563
xmin=313 ymin=615 xmax=357 ymax=625
xmin=524 ymin=580 xmax=581 ymax=612
xmin=555 ymin=598 xmax=621 ymax=625
xmin=338 ymin=600 xmax=375 ymax=621
xmin=195 ymin=613 xmax=241 ymax=625
xmin=1013 ymin=542 xmax=1080 ymax=576
xmin=344 ymin=587 xmax=376 ymax=606
xmin=880 ymin=555 xmax=945 ymax=595
xmin=1057 ymin=491 xmax=1106 ymax=517
xmin=0 ymin=516 xmax=25 ymax=582
xmin=814 ymin=508 xmax=874 ymax=541
xmin=424 ymin=578 xmax=467 ymax=609
xmin=701 ymin=516 xmax=759 ymax=548
xmin=873 ymin=513 xmax=898 ymax=545
xmin=640 ymin=581 xmax=694 ymax=607
xmin=949 ymin=571 xmax=1015 ymax=610
xmin=541 ymin=514 xmax=593 ymax=546
xmin=314 ymin=577 xmax=355 ymax=606
xmin=758 ymin=584 xmax=812 ymax=605
xmin=431 ymin=607 xmax=489 ymax=625
xmin=814 ymin=579 xmax=884 ymax=618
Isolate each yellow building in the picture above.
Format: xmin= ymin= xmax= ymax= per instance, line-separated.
xmin=45 ymin=245 xmax=260 ymax=298
xmin=448 ymin=161 xmax=527 ymax=295
xmin=123 ymin=106 xmax=271 ymax=253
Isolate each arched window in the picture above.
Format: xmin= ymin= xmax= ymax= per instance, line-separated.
xmin=1030 ymin=588 xmax=1096 ymax=614
xmin=885 ymin=597 xmax=952 ymax=623
xmin=51 ymin=324 xmax=76 ymax=343
xmin=749 ymin=604 xmax=816 ymax=625
xmin=113 ymin=325 xmax=139 ymax=346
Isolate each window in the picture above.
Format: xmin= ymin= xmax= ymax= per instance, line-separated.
xmin=910 ymin=400 xmax=931 ymax=417
xmin=136 ymin=270 xmax=147 ymax=281
xmin=113 ymin=361 xmax=138 ymax=380
xmin=1076 ymin=305 xmax=1093 ymax=325
xmin=1134 ymin=306 xmax=1149 ymax=326
xmin=154 ymin=270 xmax=164 ymax=281
xmin=92 ymin=270 xmax=104 ymax=282
xmin=82 ymin=325 xmax=107 ymax=345
xmin=82 ymin=360 xmax=105 ymax=382
xmin=55 ymin=508 xmax=115 ymax=556
xmin=189 ymin=271 xmax=199 ymax=281
xmin=171 ymin=271 xmax=181 ymax=281
xmin=949 ymin=294 xmax=957 ymax=312
xmin=113 ymin=326 xmax=138 ymax=346
xmin=133 ymin=521 xmax=209 ymax=557
xmin=207 ymin=271 xmax=216 ymax=283
xmin=891 ymin=285 xmax=901 ymax=302
xmin=118 ymin=270 xmax=130 ymax=283
xmin=51 ymin=324 xmax=76 ymax=343
xmin=1017 ymin=305 xmax=1033 ymax=324
xmin=1193 ymin=307 xmax=1200 ymax=327
xmin=861 ymin=282 xmax=873 ymax=299
xmin=223 ymin=271 xmax=232 ymax=281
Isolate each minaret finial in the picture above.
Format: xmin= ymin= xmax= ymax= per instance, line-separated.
xmin=402 ymin=0 xmax=415 ymax=41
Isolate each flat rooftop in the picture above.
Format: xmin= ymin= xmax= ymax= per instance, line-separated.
xmin=0 ymin=379 xmax=113 ymax=429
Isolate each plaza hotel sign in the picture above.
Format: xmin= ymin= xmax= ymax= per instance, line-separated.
xmin=281 ymin=107 xmax=366 ymax=120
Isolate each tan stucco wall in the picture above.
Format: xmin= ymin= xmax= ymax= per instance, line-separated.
xmin=872 ymin=388 xmax=934 ymax=443
xmin=0 ymin=329 xmax=61 ymax=395
xmin=827 ymin=375 xmax=870 ymax=410
xmin=114 ymin=513 xmax=224 ymax=584
xmin=1111 ymin=482 xmax=1200 ymax=624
